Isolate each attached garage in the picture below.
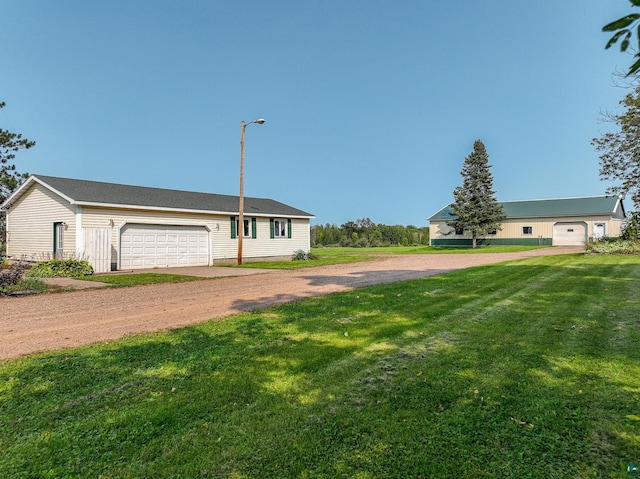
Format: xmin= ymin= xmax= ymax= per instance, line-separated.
xmin=120 ymin=224 xmax=210 ymax=269
xmin=552 ymin=222 xmax=587 ymax=246
xmin=3 ymin=175 xmax=314 ymax=270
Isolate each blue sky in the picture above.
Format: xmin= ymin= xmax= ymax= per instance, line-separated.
xmin=1 ymin=1 xmax=633 ymax=226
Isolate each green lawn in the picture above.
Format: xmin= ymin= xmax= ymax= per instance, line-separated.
xmin=314 ymin=244 xmax=550 ymax=256
xmin=236 ymin=245 xmax=550 ymax=270
xmin=79 ymin=273 xmax=206 ymax=287
xmin=233 ymin=254 xmax=368 ymax=270
xmin=1 ymin=254 xmax=639 ymax=478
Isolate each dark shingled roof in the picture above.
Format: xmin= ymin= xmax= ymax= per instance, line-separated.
xmin=28 ymin=175 xmax=314 ymax=218
xmin=429 ymin=196 xmax=622 ymax=221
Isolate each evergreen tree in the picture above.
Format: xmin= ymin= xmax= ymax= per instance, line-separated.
xmin=1 ymin=101 xmax=35 ymax=251
xmin=1 ymin=101 xmax=35 ymax=204
xmin=448 ymin=140 xmax=505 ymax=248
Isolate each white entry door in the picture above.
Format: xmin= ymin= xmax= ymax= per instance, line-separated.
xmin=593 ymin=223 xmax=606 ymax=240
xmin=553 ymin=222 xmax=587 ymax=246
xmin=120 ymin=224 xmax=210 ymax=269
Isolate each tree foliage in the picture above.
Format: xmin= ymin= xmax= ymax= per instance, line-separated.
xmin=592 ymin=86 xmax=640 ymax=208
xmin=448 ymin=140 xmax=505 ymax=248
xmin=621 ymin=211 xmax=640 ymax=240
xmin=1 ymin=101 xmax=35 ymax=252
xmin=603 ymin=0 xmax=640 ymax=76
xmin=1 ymin=101 xmax=35 ymax=203
xmin=311 ymin=218 xmax=429 ymax=247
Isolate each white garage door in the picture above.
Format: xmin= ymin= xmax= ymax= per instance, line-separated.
xmin=553 ymin=222 xmax=587 ymax=246
xmin=120 ymin=224 xmax=210 ymax=269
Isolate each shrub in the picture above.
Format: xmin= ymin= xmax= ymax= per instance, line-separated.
xmin=356 ymin=238 xmax=370 ymax=248
xmin=291 ymin=250 xmax=319 ymax=261
xmin=26 ymin=259 xmax=94 ymax=278
xmin=586 ymin=239 xmax=640 ymax=254
xmin=0 ymin=262 xmax=27 ymax=289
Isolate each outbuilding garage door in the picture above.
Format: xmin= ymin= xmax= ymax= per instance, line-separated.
xmin=120 ymin=224 xmax=209 ymax=269
xmin=553 ymin=222 xmax=587 ymax=246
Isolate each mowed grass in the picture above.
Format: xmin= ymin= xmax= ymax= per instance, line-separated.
xmin=78 ymin=273 xmax=206 ymax=287
xmin=314 ymin=244 xmax=549 ymax=256
xmin=235 ymin=254 xmax=367 ymax=270
xmin=239 ymin=245 xmax=549 ymax=270
xmin=1 ymin=254 xmax=639 ymax=478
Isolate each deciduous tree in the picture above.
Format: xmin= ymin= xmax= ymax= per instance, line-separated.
xmin=448 ymin=140 xmax=505 ymax=248
xmin=592 ymin=86 xmax=640 ymax=208
xmin=603 ymin=0 xmax=640 ymax=77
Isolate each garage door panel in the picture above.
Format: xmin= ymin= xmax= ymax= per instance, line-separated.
xmin=553 ymin=222 xmax=586 ymax=246
xmin=120 ymin=224 xmax=210 ymax=269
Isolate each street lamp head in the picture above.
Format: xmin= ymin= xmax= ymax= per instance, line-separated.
xmin=254 ymin=118 xmax=266 ymax=125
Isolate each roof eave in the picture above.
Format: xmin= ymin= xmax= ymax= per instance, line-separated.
xmin=74 ymin=201 xmax=314 ymax=219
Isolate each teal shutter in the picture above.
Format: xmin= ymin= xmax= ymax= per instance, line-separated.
xmin=270 ymin=218 xmax=275 ymax=239
xmin=53 ymin=223 xmax=59 ymax=255
xmin=287 ymin=219 xmax=292 ymax=239
xmin=252 ymin=218 xmax=257 ymax=239
xmin=230 ymin=216 xmax=236 ymax=239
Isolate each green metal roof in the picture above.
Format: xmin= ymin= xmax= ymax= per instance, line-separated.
xmin=5 ymin=175 xmax=314 ymax=218
xmin=428 ymin=196 xmax=623 ymax=221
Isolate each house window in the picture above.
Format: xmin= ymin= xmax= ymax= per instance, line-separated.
xmin=522 ymin=226 xmax=533 ymax=235
xmin=488 ymin=229 xmax=497 ymax=235
xmin=454 ymin=226 xmax=464 ymax=235
xmin=237 ymin=219 xmax=251 ymax=237
xmin=274 ymin=219 xmax=286 ymax=237
xmin=231 ymin=217 xmax=256 ymax=239
xmin=271 ymin=218 xmax=292 ymax=238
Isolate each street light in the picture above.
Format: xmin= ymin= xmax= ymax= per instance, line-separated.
xmin=238 ymin=118 xmax=265 ymax=264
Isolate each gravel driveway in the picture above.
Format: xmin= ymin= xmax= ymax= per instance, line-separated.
xmin=1 ymin=247 xmax=582 ymax=359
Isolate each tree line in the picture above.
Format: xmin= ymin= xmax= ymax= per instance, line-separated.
xmin=311 ymin=218 xmax=429 ymax=247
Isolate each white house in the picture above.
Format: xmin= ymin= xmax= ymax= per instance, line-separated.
xmin=1 ymin=175 xmax=314 ymax=272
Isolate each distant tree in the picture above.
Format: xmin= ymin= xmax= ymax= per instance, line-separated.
xmin=592 ymin=86 xmax=640 ymax=208
xmin=603 ymin=0 xmax=640 ymax=77
xmin=1 ymin=101 xmax=35 ymax=247
xmin=448 ymin=140 xmax=505 ymax=248
xmin=311 ymin=220 xmax=428 ymax=247
xmin=355 ymin=217 xmax=374 ymax=229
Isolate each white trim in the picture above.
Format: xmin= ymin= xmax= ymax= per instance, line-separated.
xmin=499 ymin=194 xmax=619 ymax=203
xmin=1 ymin=176 xmax=76 ymax=210
xmin=70 ymin=200 xmax=313 ymax=219
xmin=75 ymin=206 xmax=83 ymax=258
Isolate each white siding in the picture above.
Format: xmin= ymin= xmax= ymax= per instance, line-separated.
xmin=80 ymin=207 xmax=311 ymax=266
xmin=235 ymin=218 xmax=310 ymax=260
xmin=5 ymin=183 xmax=76 ymax=261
